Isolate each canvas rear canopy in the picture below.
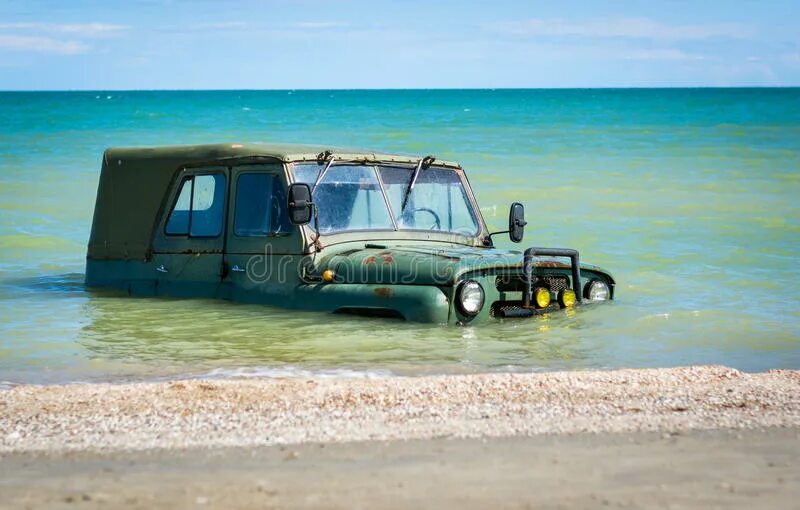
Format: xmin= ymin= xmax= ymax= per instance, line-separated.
xmin=87 ymin=143 xmax=460 ymax=260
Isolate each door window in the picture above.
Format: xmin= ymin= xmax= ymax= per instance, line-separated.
xmin=234 ymin=173 xmax=292 ymax=236
xmin=165 ymin=174 xmax=226 ymax=237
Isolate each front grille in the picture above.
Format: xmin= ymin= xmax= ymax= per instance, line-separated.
xmin=495 ymin=274 xmax=569 ymax=293
xmin=489 ymin=300 xmax=560 ymax=318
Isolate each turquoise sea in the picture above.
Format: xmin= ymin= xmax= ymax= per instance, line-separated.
xmin=0 ymin=88 xmax=798 ymax=385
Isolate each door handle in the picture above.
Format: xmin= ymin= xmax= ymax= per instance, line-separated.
xmin=231 ymin=265 xmax=246 ymax=273
xmin=156 ymin=264 xmax=168 ymax=273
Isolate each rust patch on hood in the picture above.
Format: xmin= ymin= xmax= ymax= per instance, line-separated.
xmin=374 ymin=287 xmax=392 ymax=298
xmin=535 ymin=260 xmax=572 ymax=269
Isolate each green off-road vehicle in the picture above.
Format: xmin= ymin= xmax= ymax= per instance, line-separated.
xmin=86 ymin=143 xmax=614 ymax=324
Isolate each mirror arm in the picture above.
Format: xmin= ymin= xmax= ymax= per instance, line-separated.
xmin=487 ymin=229 xmax=510 ymax=238
xmin=483 ymin=230 xmax=509 ymax=247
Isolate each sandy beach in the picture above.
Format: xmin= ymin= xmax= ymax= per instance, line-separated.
xmin=2 ymin=365 xmax=799 ymax=508
xmin=2 ymin=365 xmax=798 ymax=452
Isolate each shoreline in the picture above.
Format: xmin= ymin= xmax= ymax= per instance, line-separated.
xmin=2 ymin=365 xmax=798 ymax=453
xmin=3 ymin=365 xmax=799 ymax=508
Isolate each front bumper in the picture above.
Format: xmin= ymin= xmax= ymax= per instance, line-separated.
xmin=500 ymin=247 xmax=582 ymax=318
xmin=452 ymin=246 xmax=613 ymax=323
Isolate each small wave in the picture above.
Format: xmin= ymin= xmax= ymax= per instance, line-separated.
xmin=0 ymin=368 xmax=396 ymax=388
xmin=3 ymin=272 xmax=86 ymax=294
xmin=199 ymin=366 xmax=394 ymax=380
xmin=0 ymin=381 xmax=19 ymax=390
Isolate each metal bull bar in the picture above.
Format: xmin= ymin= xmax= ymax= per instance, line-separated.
xmin=522 ymin=247 xmax=582 ymax=308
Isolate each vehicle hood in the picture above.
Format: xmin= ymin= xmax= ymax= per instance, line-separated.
xmin=316 ymin=244 xmax=611 ymax=286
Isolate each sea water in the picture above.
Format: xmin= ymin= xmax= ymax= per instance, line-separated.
xmin=0 ymin=89 xmax=798 ymax=385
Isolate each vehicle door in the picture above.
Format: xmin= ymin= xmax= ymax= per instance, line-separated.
xmin=151 ymin=166 xmax=229 ymax=297
xmin=222 ymin=164 xmax=304 ymax=304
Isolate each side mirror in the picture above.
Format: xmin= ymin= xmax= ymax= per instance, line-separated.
xmin=287 ymin=183 xmax=313 ymax=225
xmin=509 ymin=202 xmax=526 ymax=243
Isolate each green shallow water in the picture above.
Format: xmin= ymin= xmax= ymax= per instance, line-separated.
xmin=1 ymin=89 xmax=799 ymax=384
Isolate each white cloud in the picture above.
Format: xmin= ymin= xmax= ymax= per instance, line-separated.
xmin=0 ymin=22 xmax=127 ymax=37
xmin=0 ymin=34 xmax=88 ymax=54
xmin=781 ymin=53 xmax=800 ymax=64
xmin=492 ymin=17 xmax=752 ymax=41
xmin=0 ymin=21 xmax=126 ymax=55
xmin=623 ymin=49 xmax=707 ymax=61
xmin=164 ymin=20 xmax=347 ymax=35
xmin=290 ymin=21 xmax=347 ymax=30
xmin=189 ymin=22 xmax=248 ymax=30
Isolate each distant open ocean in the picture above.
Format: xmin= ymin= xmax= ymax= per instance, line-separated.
xmin=0 ymin=88 xmax=798 ymax=385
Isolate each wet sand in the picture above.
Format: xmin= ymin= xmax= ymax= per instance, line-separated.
xmin=2 ymin=429 xmax=798 ymax=509
xmin=1 ymin=365 xmax=799 ymax=508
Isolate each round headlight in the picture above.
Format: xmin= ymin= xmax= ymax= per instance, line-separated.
xmin=584 ymin=280 xmax=610 ymax=301
xmin=456 ymin=280 xmax=485 ymax=316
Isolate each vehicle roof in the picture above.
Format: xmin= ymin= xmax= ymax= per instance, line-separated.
xmin=88 ymin=143 xmax=463 ymax=260
xmin=103 ymin=143 xmax=462 ymax=168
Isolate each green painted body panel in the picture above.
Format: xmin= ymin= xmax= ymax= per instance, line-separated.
xmin=314 ymin=242 xmax=612 ymax=286
xmin=85 ymin=143 xmax=615 ymax=324
xmin=86 ymin=256 xmax=451 ymax=322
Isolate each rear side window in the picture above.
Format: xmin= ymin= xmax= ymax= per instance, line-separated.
xmin=234 ymin=173 xmax=292 ymax=236
xmin=165 ymin=174 xmax=226 ymax=237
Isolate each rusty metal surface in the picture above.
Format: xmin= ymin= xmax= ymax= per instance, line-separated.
xmin=374 ymin=287 xmax=392 ymax=298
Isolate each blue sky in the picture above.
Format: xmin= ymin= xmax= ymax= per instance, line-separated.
xmin=0 ymin=0 xmax=798 ymax=89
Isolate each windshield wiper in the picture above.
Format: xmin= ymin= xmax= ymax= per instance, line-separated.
xmin=312 ymin=150 xmax=335 ymax=193
xmin=401 ymin=155 xmax=435 ymax=211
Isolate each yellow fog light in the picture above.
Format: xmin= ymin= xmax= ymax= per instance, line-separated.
xmin=322 ymin=269 xmax=336 ymax=283
xmin=534 ymin=287 xmax=551 ymax=309
xmin=558 ymin=289 xmax=577 ymax=308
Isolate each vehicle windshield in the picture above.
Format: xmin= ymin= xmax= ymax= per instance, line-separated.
xmin=293 ymin=163 xmax=480 ymax=236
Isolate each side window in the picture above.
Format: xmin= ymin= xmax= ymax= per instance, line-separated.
xmin=165 ymin=177 xmax=192 ymax=234
xmin=234 ymin=173 xmax=292 ymax=236
xmin=165 ymin=173 xmax=226 ymax=237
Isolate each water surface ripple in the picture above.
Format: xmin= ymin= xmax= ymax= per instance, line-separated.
xmin=0 ymin=89 xmax=798 ymax=384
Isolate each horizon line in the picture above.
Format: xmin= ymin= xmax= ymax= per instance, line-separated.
xmin=1 ymin=85 xmax=799 ymax=93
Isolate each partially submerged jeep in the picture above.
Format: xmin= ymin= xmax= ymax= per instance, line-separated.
xmin=86 ymin=144 xmax=614 ymax=323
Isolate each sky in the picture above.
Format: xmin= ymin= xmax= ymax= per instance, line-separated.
xmin=0 ymin=0 xmax=798 ymax=89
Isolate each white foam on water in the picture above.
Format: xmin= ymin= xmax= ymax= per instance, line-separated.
xmin=0 ymin=367 xmax=399 ymax=388
xmin=199 ymin=366 xmax=395 ymax=380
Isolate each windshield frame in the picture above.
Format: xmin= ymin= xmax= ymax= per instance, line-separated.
xmin=289 ymin=161 xmax=486 ymax=240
